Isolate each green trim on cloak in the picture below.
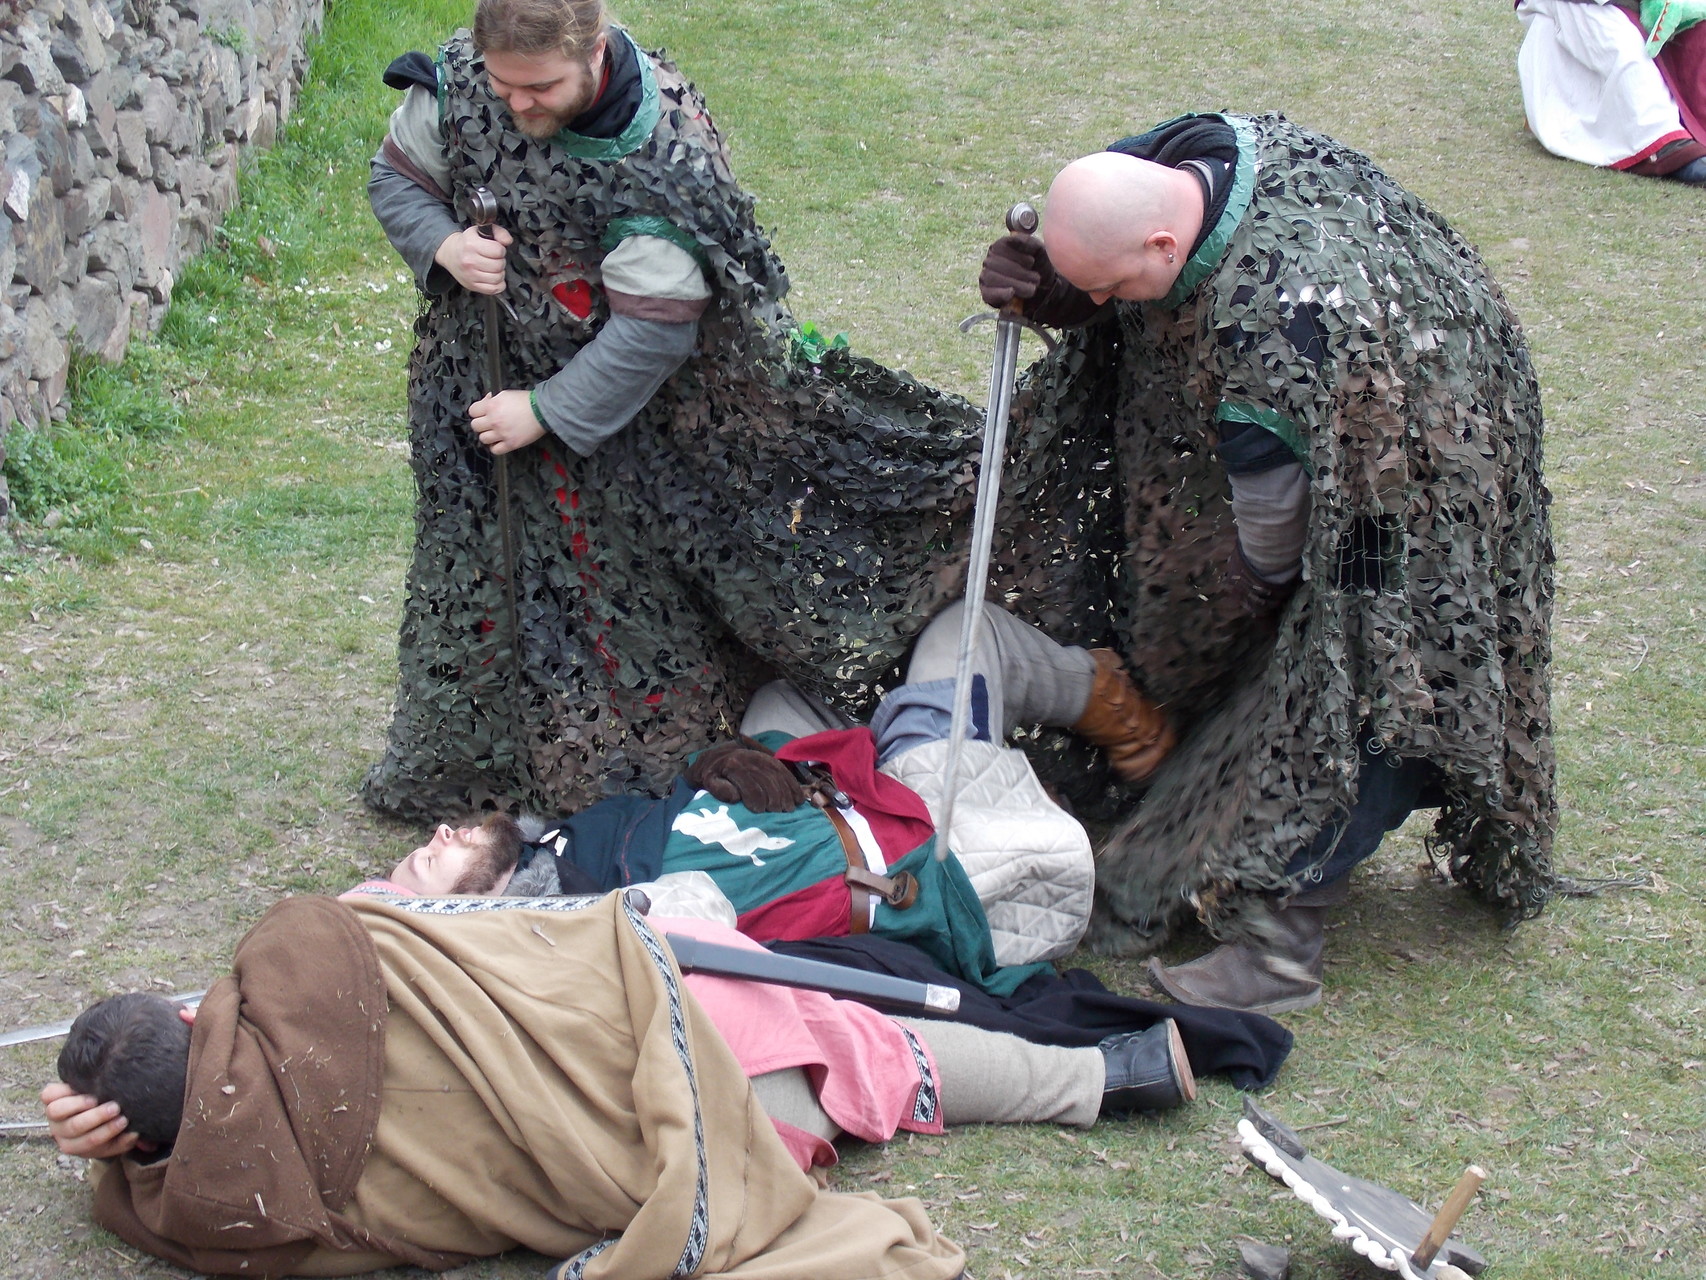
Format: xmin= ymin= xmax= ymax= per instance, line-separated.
xmin=1215 ymin=402 xmax=1312 ymax=471
xmin=1159 ymin=113 xmax=1258 ymax=311
xmin=602 ymin=215 xmax=710 ymax=266
xmin=1641 ymin=0 xmax=1706 ymax=54
xmin=551 ymin=30 xmax=661 ymax=159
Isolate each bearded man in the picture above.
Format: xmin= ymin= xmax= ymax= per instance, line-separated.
xmin=362 ymin=0 xmax=1162 ymax=822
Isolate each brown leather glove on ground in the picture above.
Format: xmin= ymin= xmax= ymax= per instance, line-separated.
xmin=684 ymin=742 xmax=806 ymax=812
xmin=978 ymin=232 xmax=1104 ymax=328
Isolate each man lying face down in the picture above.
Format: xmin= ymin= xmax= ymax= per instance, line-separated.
xmin=41 ymin=891 xmax=1199 ymax=1278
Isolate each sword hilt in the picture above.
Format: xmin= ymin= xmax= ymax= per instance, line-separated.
xmin=468 ymin=186 xmax=520 ymax=324
xmin=471 ymin=185 xmax=500 ymax=238
xmin=1002 ymin=202 xmax=1041 ymax=322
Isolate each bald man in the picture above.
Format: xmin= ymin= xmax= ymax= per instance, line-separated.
xmin=977 ymin=113 xmax=1555 ymax=1015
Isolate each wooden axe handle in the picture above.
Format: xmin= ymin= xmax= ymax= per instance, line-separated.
xmin=1410 ymin=1164 xmax=1486 ymax=1270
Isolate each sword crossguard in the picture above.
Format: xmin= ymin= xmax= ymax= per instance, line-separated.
xmin=958 ymin=310 xmax=1059 ymax=354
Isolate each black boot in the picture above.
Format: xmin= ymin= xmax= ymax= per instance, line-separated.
xmin=1098 ymin=1018 xmax=1196 ymax=1115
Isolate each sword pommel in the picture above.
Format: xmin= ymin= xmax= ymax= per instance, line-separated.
xmin=1005 ymin=202 xmax=1038 ymax=236
xmin=470 ymin=185 xmax=499 ymax=234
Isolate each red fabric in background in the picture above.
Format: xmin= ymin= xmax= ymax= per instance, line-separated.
xmin=1654 ymin=17 xmax=1706 ymax=141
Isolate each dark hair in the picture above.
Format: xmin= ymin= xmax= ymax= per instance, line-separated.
xmin=473 ymin=0 xmax=607 ymax=58
xmin=57 ymin=993 xmax=192 ymax=1147
xmin=449 ymin=811 xmax=524 ymax=894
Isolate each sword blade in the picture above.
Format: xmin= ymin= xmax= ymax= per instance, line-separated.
xmin=936 ymin=311 xmax=1026 ymax=852
xmin=0 ymin=991 xmax=207 ymax=1049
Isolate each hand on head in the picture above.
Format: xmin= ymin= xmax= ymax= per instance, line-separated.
xmin=42 ymin=1005 xmax=193 ymax=1159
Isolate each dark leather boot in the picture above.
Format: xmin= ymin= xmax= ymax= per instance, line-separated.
xmin=1072 ymin=649 xmax=1177 ymax=784
xmin=1098 ymin=1018 xmax=1196 ymax=1114
xmin=1146 ymin=879 xmax=1348 ymax=1016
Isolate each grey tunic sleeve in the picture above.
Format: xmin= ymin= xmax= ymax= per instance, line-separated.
xmin=532 ymin=312 xmax=699 ymax=455
xmin=367 ymin=86 xmax=462 ymax=294
xmin=368 ymin=154 xmax=463 ymax=296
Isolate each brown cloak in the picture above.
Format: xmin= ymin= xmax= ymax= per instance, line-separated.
xmin=90 ymin=894 xmax=964 ymax=1279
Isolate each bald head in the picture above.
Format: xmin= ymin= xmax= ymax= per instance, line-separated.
xmin=1042 ymin=152 xmax=1204 ymax=303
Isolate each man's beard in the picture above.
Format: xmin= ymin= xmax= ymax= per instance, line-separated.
xmin=509 ymin=75 xmax=600 ymax=139
xmin=513 ymin=109 xmax=575 ymax=139
xmin=450 ymin=813 xmax=522 ymax=894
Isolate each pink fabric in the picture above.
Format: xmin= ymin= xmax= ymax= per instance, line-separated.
xmin=341 ymin=879 xmax=416 ymax=898
xmin=664 ymin=916 xmax=944 ymax=1170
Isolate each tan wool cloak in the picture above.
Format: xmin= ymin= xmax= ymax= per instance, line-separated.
xmin=91 ymin=893 xmax=964 ymax=1279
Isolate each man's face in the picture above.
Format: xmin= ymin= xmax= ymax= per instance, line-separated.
xmin=484 ymin=41 xmax=607 ymax=139
xmin=389 ymin=816 xmax=519 ymax=896
xmin=1049 ymin=240 xmax=1169 ymax=306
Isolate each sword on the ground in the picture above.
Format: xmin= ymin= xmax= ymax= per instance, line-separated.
xmin=0 ymin=991 xmax=209 ymax=1050
xmin=665 ymin=933 xmax=959 ymax=1014
xmin=936 ymin=202 xmax=1050 ymax=854
xmin=469 ymin=186 xmax=526 ymax=778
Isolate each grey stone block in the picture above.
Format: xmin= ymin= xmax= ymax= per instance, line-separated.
xmin=140 ymin=74 xmax=174 ymax=142
xmin=22 ymin=294 xmax=68 ymax=402
xmin=30 ymin=100 xmax=77 ymax=195
xmin=49 ymin=28 xmax=95 ymax=83
xmin=71 ymin=271 xmax=125 ymax=360
xmin=149 ymin=143 xmax=177 ymax=190
xmin=15 ymin=189 xmax=66 ymax=292
xmin=83 ymin=219 xmax=134 ymax=288
xmin=113 ymin=108 xmax=149 ymax=176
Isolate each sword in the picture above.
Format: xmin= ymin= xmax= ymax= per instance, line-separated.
xmin=0 ymin=935 xmax=956 ymax=1051
xmin=469 ymin=186 xmax=527 ymax=785
xmin=0 ymin=991 xmax=206 ymax=1049
xmin=665 ymin=933 xmax=959 ymax=1015
xmin=935 ymin=202 xmax=1047 ymax=854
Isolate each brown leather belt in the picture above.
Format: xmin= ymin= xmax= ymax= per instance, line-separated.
xmin=807 ymin=773 xmax=919 ymax=935
xmin=737 ymin=738 xmax=920 ymax=935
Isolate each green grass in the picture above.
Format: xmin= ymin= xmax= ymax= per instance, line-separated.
xmin=2 ymin=0 xmax=1704 ymax=1276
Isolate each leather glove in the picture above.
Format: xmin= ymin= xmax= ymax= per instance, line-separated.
xmin=685 ymin=742 xmax=806 ymax=812
xmin=978 ymin=232 xmax=1104 ymax=328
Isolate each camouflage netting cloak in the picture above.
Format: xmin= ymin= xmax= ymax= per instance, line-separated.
xmin=1016 ymin=114 xmax=1556 ymax=952
xmin=362 ymin=66 xmax=1554 ymax=951
xmin=361 ymin=36 xmax=1100 ymax=819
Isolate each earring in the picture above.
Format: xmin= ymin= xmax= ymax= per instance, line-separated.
xmin=1167 ymin=254 xmax=1176 ymax=264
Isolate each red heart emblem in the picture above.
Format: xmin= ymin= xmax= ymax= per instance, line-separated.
xmin=552 ymin=279 xmax=595 ymax=318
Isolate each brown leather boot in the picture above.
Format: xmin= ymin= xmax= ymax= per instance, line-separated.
xmin=1145 ymin=880 xmax=1347 ymax=1016
xmin=1072 ymin=649 xmax=1177 ymax=784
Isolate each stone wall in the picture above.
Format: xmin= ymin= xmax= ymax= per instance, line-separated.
xmin=0 ymin=0 xmax=324 ymax=521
